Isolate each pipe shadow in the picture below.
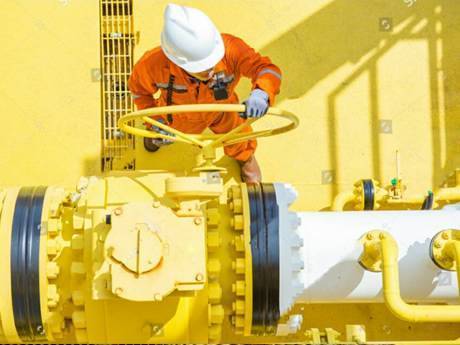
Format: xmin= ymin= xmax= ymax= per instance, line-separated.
xmin=303 ymin=259 xmax=365 ymax=300
xmin=258 ymin=0 xmax=460 ymax=200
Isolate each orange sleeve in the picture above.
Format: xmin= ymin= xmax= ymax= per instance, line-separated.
xmin=128 ymin=55 xmax=158 ymax=110
xmin=226 ymin=34 xmax=282 ymax=105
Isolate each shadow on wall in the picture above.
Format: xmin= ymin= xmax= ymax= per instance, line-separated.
xmin=259 ymin=0 xmax=460 ymax=198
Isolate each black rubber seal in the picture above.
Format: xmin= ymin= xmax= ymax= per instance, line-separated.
xmin=260 ymin=183 xmax=280 ymax=328
xmin=247 ymin=183 xmax=280 ymax=334
xmin=421 ymin=192 xmax=434 ymax=210
xmin=362 ymin=179 xmax=375 ymax=210
xmin=11 ymin=186 xmax=47 ymax=341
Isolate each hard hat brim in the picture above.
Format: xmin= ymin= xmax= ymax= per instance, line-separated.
xmin=161 ymin=30 xmax=225 ymax=74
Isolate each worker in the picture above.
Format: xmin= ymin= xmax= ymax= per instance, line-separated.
xmin=128 ymin=3 xmax=282 ymax=183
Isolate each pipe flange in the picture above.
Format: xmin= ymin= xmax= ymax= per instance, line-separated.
xmin=273 ymin=183 xmax=303 ymax=319
xmin=206 ymin=204 xmax=224 ymax=343
xmin=359 ymin=231 xmax=386 ymax=272
xmin=228 ymin=184 xmax=250 ymax=336
xmin=430 ymin=229 xmax=460 ymax=271
xmin=45 ymin=187 xmax=70 ymax=340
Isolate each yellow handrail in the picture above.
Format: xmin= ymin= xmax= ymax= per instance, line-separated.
xmin=360 ymin=231 xmax=460 ymax=322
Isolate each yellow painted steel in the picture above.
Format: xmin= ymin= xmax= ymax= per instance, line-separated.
xmin=118 ymin=104 xmax=299 ymax=147
xmin=360 ymin=231 xmax=460 ymax=323
xmin=0 ymin=188 xmax=21 ymax=344
xmin=1 ymin=0 xmax=460 ymax=343
xmin=331 ymin=191 xmax=356 ymax=211
xmin=431 ymin=230 xmax=460 ymax=285
xmin=333 ymin=173 xmax=460 ymax=211
xmin=239 ymin=183 xmax=253 ymax=336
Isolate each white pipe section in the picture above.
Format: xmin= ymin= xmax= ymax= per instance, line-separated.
xmin=296 ymin=210 xmax=460 ymax=304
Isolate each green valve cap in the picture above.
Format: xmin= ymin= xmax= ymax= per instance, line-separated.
xmin=391 ymin=178 xmax=398 ymax=186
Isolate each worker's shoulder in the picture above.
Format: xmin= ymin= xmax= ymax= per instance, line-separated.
xmin=221 ymin=33 xmax=252 ymax=53
xmin=135 ymin=46 xmax=169 ymax=70
xmin=221 ymin=33 xmax=245 ymax=45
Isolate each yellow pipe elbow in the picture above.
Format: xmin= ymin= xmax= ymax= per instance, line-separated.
xmin=332 ymin=191 xmax=356 ymax=211
xmin=446 ymin=241 xmax=460 ymax=293
xmin=364 ymin=233 xmax=460 ymax=322
xmin=436 ymin=187 xmax=460 ymax=202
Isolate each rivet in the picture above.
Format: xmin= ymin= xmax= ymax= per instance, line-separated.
xmin=114 ymin=287 xmax=123 ymax=295
xmin=442 ymin=232 xmax=449 ymax=240
xmin=434 ymin=240 xmax=442 ymax=248
xmin=194 ymin=217 xmax=202 ymax=225
xmin=114 ymin=207 xmax=123 ymax=216
xmin=154 ymin=293 xmax=162 ymax=301
xmin=195 ymin=273 xmax=204 ymax=281
xmin=379 ymin=233 xmax=386 ymax=240
xmin=152 ymin=200 xmax=161 ymax=208
xmin=366 ymin=233 xmax=374 ymax=240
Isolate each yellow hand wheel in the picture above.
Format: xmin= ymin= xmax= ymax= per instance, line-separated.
xmin=118 ymin=104 xmax=299 ymax=150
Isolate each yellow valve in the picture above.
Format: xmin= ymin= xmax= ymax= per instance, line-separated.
xmin=360 ymin=231 xmax=460 ymax=322
xmin=118 ymin=104 xmax=299 ymax=170
xmin=118 ymin=104 xmax=298 ymax=147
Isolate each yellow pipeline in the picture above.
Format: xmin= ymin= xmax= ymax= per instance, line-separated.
xmin=436 ymin=187 xmax=460 ymax=202
xmin=334 ymin=178 xmax=460 ymax=211
xmin=331 ymin=191 xmax=357 ymax=211
xmin=363 ymin=232 xmax=460 ymax=322
xmin=448 ymin=241 xmax=460 ymax=290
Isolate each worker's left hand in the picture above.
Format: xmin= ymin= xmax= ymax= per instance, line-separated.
xmin=149 ymin=118 xmax=175 ymax=145
xmin=242 ymin=89 xmax=269 ymax=118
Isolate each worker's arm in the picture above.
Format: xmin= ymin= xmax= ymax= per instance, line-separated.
xmin=128 ymin=59 xmax=158 ymax=110
xmin=226 ymin=34 xmax=282 ymax=105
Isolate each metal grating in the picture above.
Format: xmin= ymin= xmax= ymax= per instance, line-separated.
xmin=100 ymin=0 xmax=136 ymax=171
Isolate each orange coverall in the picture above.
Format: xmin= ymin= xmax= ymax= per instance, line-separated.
xmin=128 ymin=33 xmax=282 ymax=162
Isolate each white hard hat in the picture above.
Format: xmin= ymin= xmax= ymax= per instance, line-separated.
xmin=161 ymin=4 xmax=224 ymax=73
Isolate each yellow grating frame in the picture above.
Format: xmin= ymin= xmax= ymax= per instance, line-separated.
xmin=100 ymin=0 xmax=136 ymax=171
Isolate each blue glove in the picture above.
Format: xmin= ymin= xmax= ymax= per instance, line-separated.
xmin=151 ymin=118 xmax=175 ymax=145
xmin=242 ymin=89 xmax=269 ymax=118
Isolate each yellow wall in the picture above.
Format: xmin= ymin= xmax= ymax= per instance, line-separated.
xmin=0 ymin=1 xmax=101 ymax=188
xmin=133 ymin=0 xmax=460 ymax=210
